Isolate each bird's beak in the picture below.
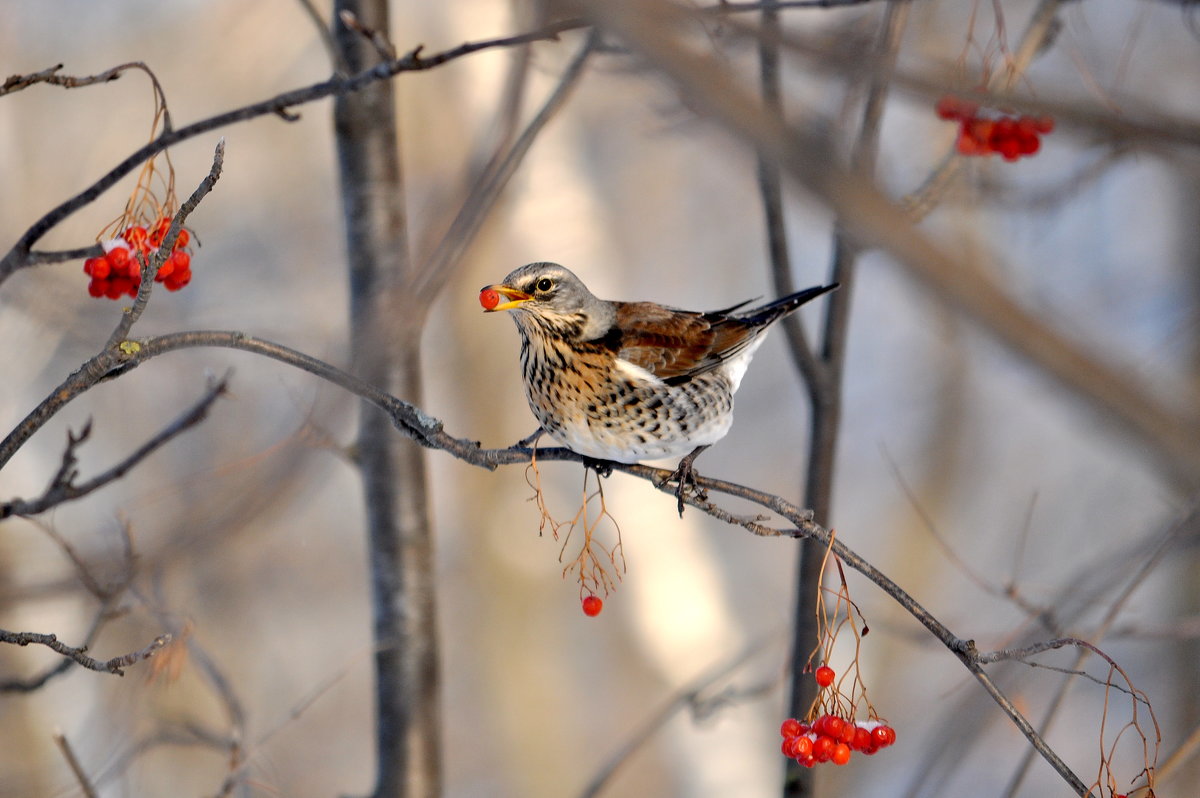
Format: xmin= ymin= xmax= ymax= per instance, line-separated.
xmin=481 ymin=284 xmax=532 ymax=312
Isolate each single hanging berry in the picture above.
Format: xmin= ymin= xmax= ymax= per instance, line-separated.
xmin=581 ymin=595 xmax=603 ymax=617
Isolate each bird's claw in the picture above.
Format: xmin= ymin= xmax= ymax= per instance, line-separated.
xmin=668 ymin=450 xmax=708 ymax=517
xmin=582 ymin=457 xmax=614 ymax=478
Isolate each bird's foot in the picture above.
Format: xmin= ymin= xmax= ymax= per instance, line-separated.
xmin=582 ymin=457 xmax=614 ymax=479
xmin=666 ymin=445 xmax=709 ymax=517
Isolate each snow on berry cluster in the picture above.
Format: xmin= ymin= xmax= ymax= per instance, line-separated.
xmin=83 ymin=216 xmax=193 ymax=299
xmin=936 ymin=95 xmax=1054 ymax=161
xmin=780 ymin=713 xmax=897 ymax=768
xmin=780 ymin=665 xmax=897 ymax=768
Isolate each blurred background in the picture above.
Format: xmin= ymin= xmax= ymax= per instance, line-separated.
xmin=1 ymin=1 xmax=1198 ymax=796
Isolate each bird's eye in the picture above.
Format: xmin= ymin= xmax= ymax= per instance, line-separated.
xmin=535 ymin=277 xmax=554 ymax=293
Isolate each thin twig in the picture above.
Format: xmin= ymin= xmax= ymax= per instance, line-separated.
xmin=0 ymin=62 xmax=141 ymax=98
xmin=0 ymin=628 xmax=171 ymax=676
xmin=53 ymin=730 xmax=100 ymax=798
xmin=294 ymin=0 xmax=345 ymax=72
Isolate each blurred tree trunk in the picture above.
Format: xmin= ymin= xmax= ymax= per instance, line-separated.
xmin=332 ymin=3 xmax=441 ymax=797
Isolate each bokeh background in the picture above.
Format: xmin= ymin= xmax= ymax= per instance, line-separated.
xmin=1 ymin=1 xmax=1198 ymax=796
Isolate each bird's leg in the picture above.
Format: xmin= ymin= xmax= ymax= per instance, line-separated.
xmin=668 ymin=445 xmax=709 ymax=517
xmin=515 ymin=428 xmax=545 ymax=449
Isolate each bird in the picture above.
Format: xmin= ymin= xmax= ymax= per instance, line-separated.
xmin=480 ymin=262 xmax=837 ymax=514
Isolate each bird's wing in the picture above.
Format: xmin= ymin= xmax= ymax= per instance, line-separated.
xmin=611 ymin=301 xmax=760 ymax=385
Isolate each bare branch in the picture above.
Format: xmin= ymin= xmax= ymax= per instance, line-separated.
xmin=0 ymin=628 xmax=171 ymax=676
xmin=0 ymin=62 xmax=133 ymax=98
xmin=1 ymin=374 xmax=229 ymax=519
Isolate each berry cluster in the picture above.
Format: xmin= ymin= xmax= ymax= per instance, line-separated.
xmin=84 ymin=216 xmax=193 ymax=299
xmin=936 ymin=95 xmax=1054 ymax=161
xmin=581 ymin=595 xmax=603 ymax=617
xmin=780 ymin=714 xmax=897 ymax=768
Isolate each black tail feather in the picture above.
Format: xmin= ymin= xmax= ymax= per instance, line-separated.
xmin=736 ymin=283 xmax=838 ymax=324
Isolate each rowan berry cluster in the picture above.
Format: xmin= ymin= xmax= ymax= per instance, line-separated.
xmin=780 ymin=664 xmax=897 ymax=768
xmin=780 ymin=713 xmax=897 ymax=767
xmin=83 ymin=216 xmax=193 ymax=299
xmin=936 ymin=95 xmax=1054 ymax=161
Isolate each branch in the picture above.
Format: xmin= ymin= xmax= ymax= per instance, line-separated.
xmin=0 ymin=324 xmax=1096 ymax=794
xmin=0 ymin=628 xmax=172 ymax=676
xmin=0 ymin=62 xmax=140 ymax=98
xmin=1 ymin=374 xmax=229 ymax=519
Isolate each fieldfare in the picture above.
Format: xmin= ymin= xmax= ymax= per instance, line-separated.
xmin=481 ymin=263 xmax=836 ymax=513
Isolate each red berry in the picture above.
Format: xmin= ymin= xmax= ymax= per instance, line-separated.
xmin=871 ymin=725 xmax=897 ymax=747
xmin=85 ymin=257 xmax=110 ymax=279
xmin=174 ymin=228 xmax=190 ymax=248
xmin=781 ymin=718 xmax=802 ymax=739
xmin=581 ymin=595 xmax=603 ymax=616
xmin=165 ymin=268 xmax=192 ymax=291
xmin=105 ymin=278 xmax=126 ymax=299
xmin=1034 ymin=115 xmax=1055 ymax=134
xmin=825 ymin=716 xmax=845 ymax=740
xmin=957 ymin=118 xmax=995 ymax=156
xmin=157 ymin=254 xmax=176 ymax=281
xmin=105 ymin=246 xmax=130 ymax=269
xmin=790 ymin=736 xmax=812 ymax=760
xmin=814 ymin=665 xmax=835 ymax=687
xmin=124 ymin=226 xmax=148 ymax=249
xmin=811 ymin=735 xmax=835 ymax=763
xmin=999 ymin=138 xmax=1022 ymax=161
xmin=852 ymin=726 xmax=872 ymax=751
xmin=935 ymin=95 xmax=960 ymax=120
xmin=780 ymin=738 xmax=793 ymax=756
xmin=837 ymin=722 xmax=856 ymax=745
xmin=832 ymin=742 xmax=851 ymax=765
xmin=87 ymin=279 xmax=106 ymax=298
xmin=479 ymin=288 xmax=500 ymax=311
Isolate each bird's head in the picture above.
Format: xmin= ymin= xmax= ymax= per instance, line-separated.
xmin=480 ymin=262 xmax=614 ymax=340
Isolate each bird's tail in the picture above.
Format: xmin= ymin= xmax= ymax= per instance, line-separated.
xmin=737 ymin=283 xmax=838 ymax=324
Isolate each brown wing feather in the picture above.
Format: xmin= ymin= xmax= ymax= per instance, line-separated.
xmin=613 ymin=301 xmax=758 ymax=383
